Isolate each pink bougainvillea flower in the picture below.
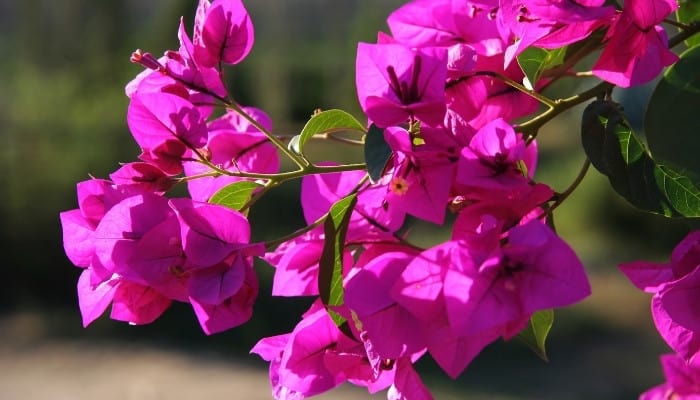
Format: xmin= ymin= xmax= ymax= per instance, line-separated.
xmin=269 ymin=159 xmax=406 ymax=298
xmin=592 ymin=0 xmax=678 ymax=87
xmin=263 ymin=225 xmax=357 ymax=298
xmin=636 ymin=308 xmax=700 ymax=367
xmin=356 ymin=42 xmax=448 ymax=127
xmin=624 ymin=0 xmax=678 ymax=30
xmin=189 ymin=259 xmax=259 ymax=335
xmin=127 ymin=91 xmax=208 ymax=175
xmin=76 ymin=268 xmax=118 ymax=327
xmin=109 ymin=280 xmax=173 ymax=325
xmin=445 ymin=59 xmax=539 ymax=133
xmin=126 ymin=53 xmax=173 ymax=97
xmin=387 ymin=240 xmax=509 ymax=378
xmin=127 ymin=7 xmax=229 ymax=102
xmin=93 ymin=193 xmax=174 ymax=279
xmin=128 ymin=91 xmax=208 ymax=150
xmin=449 ymin=220 xmax=590 ymax=337
xmin=499 ymin=0 xmax=614 ymax=66
xmin=192 ymin=0 xmax=254 ymax=67
xmin=344 ymin=251 xmax=428 ymax=360
xmin=386 ymin=0 xmax=457 ymax=48
xmin=391 ymin=220 xmax=588 ymax=352
xmin=75 ymin=190 xmax=262 ymax=334
xmin=618 ymin=260 xmax=676 ymax=294
xmin=641 ymin=353 xmax=700 ymax=400
xmin=620 ymin=230 xmax=700 ymax=365
xmin=451 ymin=182 xmax=554 ymax=243
xmin=125 ymin=0 xmax=253 ymax=107
xmin=618 ymin=231 xmax=700 ymax=293
xmin=387 ymin=0 xmax=505 ymax=57
xmin=60 ymin=209 xmax=99 ymax=269
xmin=386 ymin=357 xmax=434 ymax=400
xmin=76 ymin=263 xmax=172 ymax=327
xmin=251 ymin=302 xmax=353 ymax=398
xmin=184 ymin=107 xmax=279 ymax=202
xmin=264 ymin=227 xmax=327 ymax=297
xmin=168 ymin=16 xmax=228 ymax=99
xmin=382 ymin=126 xmax=457 ymax=225
xmin=446 ymin=43 xmax=478 ymax=79
xmin=60 ymin=179 xmax=144 ymax=270
xmin=456 ymin=118 xmax=535 ymax=190
xmin=658 ymin=268 xmax=700 ymax=333
xmin=301 ymin=166 xmax=405 ymax=239
xmin=251 ymin=301 xmax=427 ymax=399
xmin=109 ymin=162 xmax=174 ymax=193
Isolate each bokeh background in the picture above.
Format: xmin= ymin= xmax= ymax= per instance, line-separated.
xmin=0 ymin=1 xmax=694 ymax=399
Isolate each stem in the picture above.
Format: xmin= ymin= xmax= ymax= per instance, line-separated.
xmin=472 ymin=71 xmax=557 ymax=108
xmin=664 ymin=18 xmax=692 ymax=31
xmin=540 ymin=35 xmax=603 ymax=82
xmin=549 ymin=159 xmax=591 ymax=215
xmin=515 ymin=81 xmax=613 ymax=137
xmin=205 ymin=162 xmax=368 ymax=182
xmin=226 ymin=102 xmax=310 ymax=169
xmin=669 ymin=21 xmax=700 ymax=48
xmin=175 ymin=170 xmax=222 ymax=183
xmin=323 ymin=131 xmax=366 ymax=146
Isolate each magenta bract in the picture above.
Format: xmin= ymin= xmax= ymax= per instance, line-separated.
xmin=356 ymin=42 xmax=447 ymax=128
xmin=193 ymin=0 xmax=254 ymax=67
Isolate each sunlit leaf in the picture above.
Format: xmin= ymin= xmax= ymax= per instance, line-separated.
xmin=516 ymin=46 xmax=566 ymax=87
xmin=209 ymin=181 xmax=262 ymax=213
xmin=517 ymin=309 xmax=554 ymax=362
xmin=318 ymin=193 xmax=358 ymax=328
xmin=297 ymin=109 xmax=366 ymax=155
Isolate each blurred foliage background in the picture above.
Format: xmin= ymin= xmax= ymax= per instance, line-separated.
xmin=0 ymin=0 xmax=696 ymax=398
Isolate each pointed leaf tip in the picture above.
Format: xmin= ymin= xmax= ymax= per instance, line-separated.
xmin=517 ymin=309 xmax=554 ymax=362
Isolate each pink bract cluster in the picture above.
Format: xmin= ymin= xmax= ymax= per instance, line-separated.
xmin=61 ymin=0 xmax=269 ymax=335
xmin=59 ymin=0 xmax=683 ymax=399
xmin=621 ymin=231 xmax=700 ymax=399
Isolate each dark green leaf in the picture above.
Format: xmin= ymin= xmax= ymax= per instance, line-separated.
xmin=297 ymin=109 xmax=366 ymax=155
xmin=678 ymin=1 xmax=700 ymax=47
xmin=645 ymin=45 xmax=700 ymax=178
xmin=318 ymin=193 xmax=358 ymax=328
xmin=517 ymin=309 xmax=554 ymax=362
xmin=209 ymin=181 xmax=262 ymax=212
xmin=363 ymin=124 xmax=392 ymax=183
xmin=516 ymin=46 xmax=566 ymax=87
xmin=582 ymin=99 xmax=700 ymax=217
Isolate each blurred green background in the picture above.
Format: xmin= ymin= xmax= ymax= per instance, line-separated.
xmin=0 ymin=1 xmax=695 ymax=399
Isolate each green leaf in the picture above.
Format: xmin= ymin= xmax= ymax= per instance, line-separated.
xmin=678 ymin=1 xmax=700 ymax=47
xmin=363 ymin=124 xmax=392 ymax=184
xmin=318 ymin=193 xmax=358 ymax=329
xmin=209 ymin=181 xmax=262 ymax=213
xmin=645 ymin=45 xmax=700 ymax=179
xmin=516 ymin=46 xmax=566 ymax=87
xmin=582 ymin=99 xmax=700 ymax=217
xmin=517 ymin=309 xmax=554 ymax=362
xmin=296 ymin=109 xmax=366 ymax=155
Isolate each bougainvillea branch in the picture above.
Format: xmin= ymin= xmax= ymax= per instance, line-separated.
xmin=60 ymin=0 xmax=700 ymax=398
